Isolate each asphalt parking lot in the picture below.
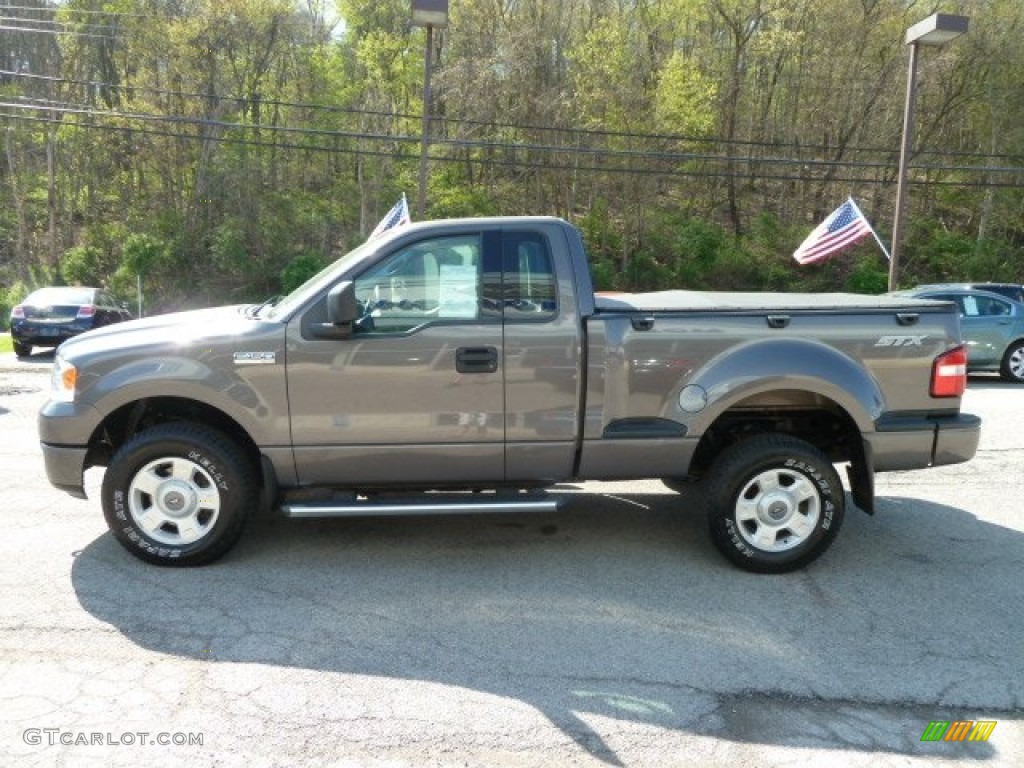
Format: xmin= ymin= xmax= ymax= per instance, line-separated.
xmin=1 ymin=350 xmax=1021 ymax=767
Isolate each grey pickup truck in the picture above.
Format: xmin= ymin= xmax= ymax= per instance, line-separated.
xmin=39 ymin=216 xmax=981 ymax=573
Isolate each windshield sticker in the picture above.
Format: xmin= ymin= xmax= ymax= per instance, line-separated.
xmin=438 ymin=265 xmax=478 ymax=318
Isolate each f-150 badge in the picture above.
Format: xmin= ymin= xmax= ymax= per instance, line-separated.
xmin=233 ymin=351 xmax=277 ymax=365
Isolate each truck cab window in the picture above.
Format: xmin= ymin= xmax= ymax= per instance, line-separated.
xmin=503 ymin=232 xmax=557 ymax=320
xmin=353 ymin=235 xmax=484 ymax=334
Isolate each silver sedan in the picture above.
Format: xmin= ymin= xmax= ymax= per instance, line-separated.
xmin=895 ymin=286 xmax=1024 ymax=382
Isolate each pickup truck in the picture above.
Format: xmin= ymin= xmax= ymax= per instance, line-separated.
xmin=38 ymin=216 xmax=981 ymax=573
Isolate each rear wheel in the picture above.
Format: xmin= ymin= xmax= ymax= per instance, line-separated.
xmin=13 ymin=341 xmax=30 ymax=357
xmin=704 ymin=434 xmax=844 ymax=573
xmin=1000 ymin=340 xmax=1024 ymax=383
xmin=101 ymin=423 xmax=257 ymax=566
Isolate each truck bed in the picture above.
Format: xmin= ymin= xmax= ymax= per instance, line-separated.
xmin=595 ymin=290 xmax=947 ymax=313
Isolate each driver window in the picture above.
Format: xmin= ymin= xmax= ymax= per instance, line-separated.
xmin=353 ymin=235 xmax=483 ymax=334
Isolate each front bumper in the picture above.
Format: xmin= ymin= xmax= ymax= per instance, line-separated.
xmin=41 ymin=443 xmax=90 ymax=499
xmin=38 ymin=399 xmax=104 ymax=499
xmin=868 ymin=412 xmax=982 ymax=472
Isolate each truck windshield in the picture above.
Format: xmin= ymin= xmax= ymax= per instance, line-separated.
xmin=265 ymin=238 xmax=382 ymax=320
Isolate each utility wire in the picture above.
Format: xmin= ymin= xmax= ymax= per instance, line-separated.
xmin=3 ymin=68 xmax=1022 ymax=165
xmin=3 ymin=108 xmax=1021 ymax=189
xmin=4 ymin=95 xmax=1023 ymax=178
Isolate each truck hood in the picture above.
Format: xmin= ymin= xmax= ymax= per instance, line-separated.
xmin=58 ymin=305 xmax=265 ymax=359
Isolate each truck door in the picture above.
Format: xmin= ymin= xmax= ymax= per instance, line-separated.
xmin=286 ymin=232 xmax=506 ymax=486
xmin=500 ymin=229 xmax=583 ymax=483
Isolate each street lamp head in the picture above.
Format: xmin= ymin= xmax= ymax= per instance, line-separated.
xmin=411 ymin=0 xmax=449 ymax=28
xmin=889 ymin=12 xmax=969 ymax=291
xmin=906 ymin=13 xmax=968 ymax=46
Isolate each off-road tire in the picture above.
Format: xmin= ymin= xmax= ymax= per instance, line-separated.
xmin=101 ymin=423 xmax=257 ymax=566
xmin=704 ymin=434 xmax=845 ymax=574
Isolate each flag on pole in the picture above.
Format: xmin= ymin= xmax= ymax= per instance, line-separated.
xmin=369 ymin=194 xmax=411 ymax=239
xmin=792 ymin=197 xmax=874 ymax=265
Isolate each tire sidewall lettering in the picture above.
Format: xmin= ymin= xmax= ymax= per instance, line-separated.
xmin=187 ymin=450 xmax=229 ymax=491
xmin=723 ymin=519 xmax=756 ymax=557
xmin=101 ymin=424 xmax=254 ymax=566
xmin=708 ymin=436 xmax=846 ymax=573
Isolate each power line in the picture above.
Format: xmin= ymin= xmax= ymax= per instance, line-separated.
xmin=3 ymin=67 xmax=1022 ymax=166
xmin=3 ymin=107 xmax=1021 ymax=190
xmin=0 ymin=14 xmax=121 ymax=34
xmin=6 ymin=94 xmax=1024 ymax=179
xmin=0 ymin=22 xmax=118 ymax=40
xmin=0 ymin=4 xmax=154 ymax=18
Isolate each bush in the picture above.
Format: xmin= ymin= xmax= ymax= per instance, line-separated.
xmin=60 ymin=245 xmax=109 ymax=286
xmin=0 ymin=282 xmax=29 ymax=331
xmin=281 ymin=251 xmax=329 ymax=294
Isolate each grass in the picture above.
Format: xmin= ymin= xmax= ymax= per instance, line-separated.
xmin=0 ymin=333 xmax=11 ymax=354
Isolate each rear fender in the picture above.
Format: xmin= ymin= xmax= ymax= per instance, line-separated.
xmin=680 ymin=337 xmax=886 ymax=436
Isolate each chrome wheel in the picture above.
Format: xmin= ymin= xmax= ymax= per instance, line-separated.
xmin=733 ymin=467 xmax=821 ymax=553
xmin=127 ymin=456 xmax=221 ymax=546
xmin=1005 ymin=343 xmax=1024 ymax=382
xmin=706 ymin=434 xmax=844 ymax=573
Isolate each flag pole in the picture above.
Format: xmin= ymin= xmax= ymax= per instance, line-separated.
xmin=848 ymin=196 xmax=891 ymax=261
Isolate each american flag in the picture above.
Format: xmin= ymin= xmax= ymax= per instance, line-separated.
xmin=793 ymin=198 xmax=874 ymax=265
xmin=369 ymin=194 xmax=411 ymax=239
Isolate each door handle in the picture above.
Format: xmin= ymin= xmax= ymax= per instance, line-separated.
xmin=456 ymin=346 xmax=498 ymax=374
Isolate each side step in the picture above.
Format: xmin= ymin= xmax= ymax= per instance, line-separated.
xmin=280 ymin=493 xmax=562 ymax=519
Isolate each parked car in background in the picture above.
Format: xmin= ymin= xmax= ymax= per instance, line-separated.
xmin=9 ymin=286 xmax=132 ymax=358
xmin=915 ymin=282 xmax=1024 ymax=304
xmin=894 ymin=285 xmax=1024 ymax=382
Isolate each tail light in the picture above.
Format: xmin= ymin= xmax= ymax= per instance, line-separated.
xmin=76 ymin=305 xmax=96 ymax=319
xmin=11 ymin=305 xmax=24 ymax=319
xmin=931 ymin=345 xmax=967 ymax=398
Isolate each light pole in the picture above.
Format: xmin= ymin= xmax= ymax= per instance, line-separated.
xmin=888 ymin=13 xmax=968 ymax=291
xmin=410 ymin=0 xmax=449 ymax=219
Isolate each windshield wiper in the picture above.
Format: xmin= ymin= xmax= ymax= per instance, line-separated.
xmin=245 ymin=295 xmax=280 ymax=319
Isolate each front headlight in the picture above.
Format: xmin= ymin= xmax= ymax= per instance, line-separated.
xmin=50 ymin=354 xmax=78 ymax=403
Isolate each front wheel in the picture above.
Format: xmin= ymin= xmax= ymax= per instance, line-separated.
xmin=1000 ymin=340 xmax=1024 ymax=383
xmin=704 ymin=434 xmax=845 ymax=574
xmin=101 ymin=423 xmax=257 ymax=566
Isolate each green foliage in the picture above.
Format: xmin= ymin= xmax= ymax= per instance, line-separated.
xmin=427 ymin=170 xmax=500 ymax=219
xmin=1 ymin=0 xmax=1021 ymax=309
xmin=281 ymin=251 xmax=328 ymax=294
xmin=60 ymin=246 xmax=110 ymax=287
xmin=0 ymin=281 xmax=30 ymax=332
xmin=210 ymin=221 xmax=250 ymax=275
xmin=120 ymin=234 xmax=168 ymax=274
xmin=654 ymin=52 xmax=717 ymax=136
xmin=907 ymin=228 xmax=980 ymax=286
xmin=844 ymin=259 xmax=889 ymax=295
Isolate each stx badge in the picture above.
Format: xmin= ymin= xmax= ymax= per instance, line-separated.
xmin=875 ymin=335 xmax=928 ymax=347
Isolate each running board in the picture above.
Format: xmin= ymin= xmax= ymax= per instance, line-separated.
xmin=280 ymin=495 xmax=562 ymax=519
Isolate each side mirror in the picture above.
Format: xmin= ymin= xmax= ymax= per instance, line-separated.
xmin=327 ymin=281 xmax=359 ymax=325
xmin=313 ymin=281 xmax=359 ymax=339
